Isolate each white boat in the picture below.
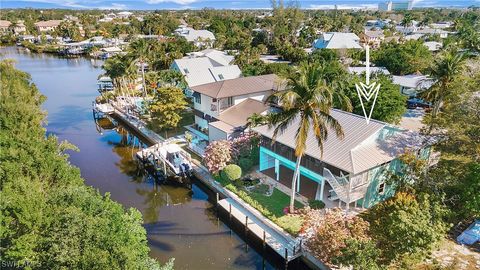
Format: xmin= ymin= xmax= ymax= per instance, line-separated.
xmin=97 ymin=76 xmax=114 ymax=92
xmin=137 ymin=143 xmax=193 ymax=178
xmin=93 ymin=102 xmax=114 ymax=114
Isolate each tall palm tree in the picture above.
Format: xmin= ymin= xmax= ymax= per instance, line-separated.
xmin=128 ymin=38 xmax=152 ymax=98
xmin=267 ymin=62 xmax=351 ymax=212
xmin=420 ymin=49 xmax=466 ymax=133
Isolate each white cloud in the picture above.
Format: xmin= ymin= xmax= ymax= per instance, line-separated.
xmin=309 ymin=4 xmax=378 ymax=10
xmin=13 ymin=0 xmax=126 ymax=9
xmin=146 ymin=0 xmax=198 ymax=4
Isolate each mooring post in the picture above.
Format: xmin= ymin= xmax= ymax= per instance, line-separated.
xmin=229 ymin=203 xmax=232 ymax=222
xmin=245 ymin=216 xmax=248 ymax=234
xmin=263 ymin=231 xmax=266 ymax=250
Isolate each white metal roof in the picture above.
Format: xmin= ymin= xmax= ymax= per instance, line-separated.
xmin=175 ymin=27 xmax=215 ymax=42
xmin=348 ymin=66 xmax=390 ymax=75
xmin=392 ymin=74 xmax=434 ymax=89
xmin=313 ymin=32 xmax=362 ymax=49
xmin=254 ymin=109 xmax=430 ymax=175
xmin=173 ymin=57 xmax=241 ymax=87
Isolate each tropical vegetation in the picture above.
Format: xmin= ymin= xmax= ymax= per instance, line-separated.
xmin=0 ymin=60 xmax=173 ymax=270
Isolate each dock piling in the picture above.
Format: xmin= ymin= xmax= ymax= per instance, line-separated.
xmin=229 ymin=204 xmax=232 ymax=222
xmin=245 ymin=216 xmax=248 ymax=234
xmin=263 ymin=231 xmax=266 ymax=250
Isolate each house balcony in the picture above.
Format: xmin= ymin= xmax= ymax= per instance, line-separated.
xmin=184 ymin=124 xmax=209 ymax=156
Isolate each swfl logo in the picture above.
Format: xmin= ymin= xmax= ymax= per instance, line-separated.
xmin=355 ymin=45 xmax=381 ymax=124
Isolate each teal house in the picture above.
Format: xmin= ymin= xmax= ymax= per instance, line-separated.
xmin=253 ymin=109 xmax=431 ymax=209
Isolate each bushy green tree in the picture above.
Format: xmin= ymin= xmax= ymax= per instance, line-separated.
xmin=221 ymin=164 xmax=242 ymax=182
xmin=373 ymin=40 xmax=432 ymax=75
xmin=147 ymin=86 xmax=188 ymax=130
xmin=363 ymin=192 xmax=448 ymax=265
xmin=344 ymin=74 xmax=407 ymax=124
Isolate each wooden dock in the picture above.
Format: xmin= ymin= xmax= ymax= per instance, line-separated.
xmin=217 ymin=198 xmax=302 ymax=262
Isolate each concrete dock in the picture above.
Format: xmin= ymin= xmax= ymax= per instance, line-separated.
xmin=218 ymin=198 xmax=302 ymax=261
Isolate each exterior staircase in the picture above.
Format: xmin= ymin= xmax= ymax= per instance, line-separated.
xmin=323 ymin=168 xmax=369 ymax=204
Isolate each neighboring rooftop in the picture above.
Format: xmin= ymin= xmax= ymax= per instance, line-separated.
xmin=313 ymin=32 xmax=362 ymax=49
xmin=191 ymin=74 xmax=283 ymax=99
xmin=0 ymin=20 xmax=12 ymax=28
xmin=174 ymin=26 xmax=215 ymax=42
xmin=34 ymin=20 xmax=62 ymax=27
xmin=424 ymin=41 xmax=443 ymax=51
xmin=187 ymin=49 xmax=234 ymax=66
xmin=172 ymin=56 xmax=241 ymax=87
xmin=348 ymin=66 xmax=390 ymax=75
xmin=392 ymin=74 xmax=434 ymax=89
xmin=363 ymin=30 xmax=385 ymax=38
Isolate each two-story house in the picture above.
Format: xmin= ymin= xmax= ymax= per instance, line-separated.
xmin=185 ymin=74 xmax=284 ymax=155
xmin=170 ymin=49 xmax=241 ymax=96
xmin=360 ymin=30 xmax=385 ymax=48
xmin=34 ymin=20 xmax=62 ymax=33
xmin=0 ymin=20 xmax=11 ymax=33
xmin=253 ymin=109 xmax=433 ymax=209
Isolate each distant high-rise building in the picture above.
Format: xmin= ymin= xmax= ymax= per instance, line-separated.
xmin=378 ymin=1 xmax=413 ymax=11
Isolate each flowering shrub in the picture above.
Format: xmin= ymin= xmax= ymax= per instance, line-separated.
xmin=203 ymin=140 xmax=232 ymax=173
xmin=301 ymin=208 xmax=371 ymax=265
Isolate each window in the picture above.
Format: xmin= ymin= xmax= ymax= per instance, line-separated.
xmin=378 ymin=182 xmax=386 ymax=194
xmin=218 ymin=74 xmax=224 ymax=80
xmin=193 ymin=92 xmax=201 ymax=104
xmin=227 ymin=97 xmax=233 ymax=107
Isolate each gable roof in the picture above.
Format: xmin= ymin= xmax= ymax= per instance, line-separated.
xmin=172 ymin=57 xmax=241 ymax=87
xmin=253 ymin=109 xmax=429 ymax=175
xmin=314 ymin=32 xmax=362 ymax=49
xmin=218 ymin=98 xmax=269 ymax=128
xmin=191 ymin=74 xmax=283 ymax=99
xmin=0 ymin=20 xmax=11 ymax=28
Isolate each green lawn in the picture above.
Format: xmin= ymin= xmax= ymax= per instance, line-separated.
xmin=250 ymin=188 xmax=304 ymax=217
xmin=213 ymin=174 xmax=305 ymax=235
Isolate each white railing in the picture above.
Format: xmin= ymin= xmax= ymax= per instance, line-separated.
xmin=323 ymin=168 xmax=350 ymax=203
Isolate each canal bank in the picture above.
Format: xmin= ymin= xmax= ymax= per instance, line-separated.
xmin=1 ymin=46 xmax=316 ymax=269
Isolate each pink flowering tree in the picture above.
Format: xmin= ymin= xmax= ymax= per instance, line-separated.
xmin=203 ymin=140 xmax=232 ymax=173
xmin=230 ymin=132 xmax=260 ymax=162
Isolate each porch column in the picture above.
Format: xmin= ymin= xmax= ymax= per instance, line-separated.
xmin=319 ymin=178 xmax=325 ymax=201
xmin=296 ymin=172 xmax=300 ymax=192
xmin=275 ymin=159 xmax=280 ymax=182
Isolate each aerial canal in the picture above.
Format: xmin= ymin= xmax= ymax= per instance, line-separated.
xmin=1 ymin=47 xmax=309 ymax=270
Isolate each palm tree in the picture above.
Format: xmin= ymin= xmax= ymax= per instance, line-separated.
xmin=128 ymin=38 xmax=152 ymax=98
xmin=420 ymin=49 xmax=466 ymax=133
xmin=401 ymin=13 xmax=414 ymax=29
xmin=267 ymin=62 xmax=352 ymax=213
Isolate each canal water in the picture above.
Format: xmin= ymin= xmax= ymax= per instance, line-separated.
xmin=1 ymin=47 xmax=307 ymax=270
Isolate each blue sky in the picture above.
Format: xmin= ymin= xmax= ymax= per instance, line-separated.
xmin=1 ymin=0 xmax=478 ymax=10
